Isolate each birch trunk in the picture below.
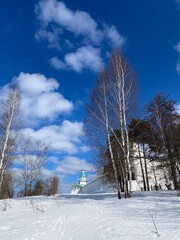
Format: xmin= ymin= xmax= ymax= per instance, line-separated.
xmin=103 ymin=79 xmax=122 ymax=199
xmin=0 ymin=89 xmax=20 ymax=191
xmin=137 ymin=144 xmax=146 ymax=191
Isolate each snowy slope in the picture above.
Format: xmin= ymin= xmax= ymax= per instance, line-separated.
xmin=0 ymin=191 xmax=180 ymax=240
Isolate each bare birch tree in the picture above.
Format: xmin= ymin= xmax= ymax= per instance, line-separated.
xmin=87 ymin=70 xmax=122 ymax=199
xmin=0 ymin=88 xmax=21 ymax=194
xmin=86 ymin=49 xmax=137 ymax=198
xmin=19 ymin=136 xmax=49 ymax=196
xmin=108 ymin=49 xmax=137 ymax=196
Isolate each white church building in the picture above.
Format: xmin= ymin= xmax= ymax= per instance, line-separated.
xmin=71 ymin=144 xmax=170 ymax=194
xmin=71 ymin=169 xmax=87 ymax=194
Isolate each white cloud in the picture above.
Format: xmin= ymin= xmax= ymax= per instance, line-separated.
xmin=80 ymin=146 xmax=90 ymax=153
xmin=35 ymin=0 xmax=125 ymax=47
xmin=41 ymin=167 xmax=56 ymax=178
xmin=50 ymin=56 xmax=67 ymax=69
xmin=35 ymin=0 xmax=102 ymax=45
xmin=65 ymin=46 xmax=103 ymax=72
xmin=175 ymin=42 xmax=180 ymax=53
xmin=0 ymin=84 xmax=10 ymax=101
xmin=35 ymin=0 xmax=125 ymax=73
xmin=0 ymin=70 xmax=93 ymax=181
xmin=48 ymin=156 xmax=60 ymax=164
xmin=56 ymin=156 xmax=95 ymax=175
xmin=176 ymin=103 xmax=180 ymax=114
xmin=50 ymin=46 xmax=104 ymax=72
xmin=23 ymin=120 xmax=84 ymax=154
xmin=16 ymin=72 xmax=59 ymax=94
xmin=35 ymin=28 xmax=62 ymax=50
xmin=104 ymin=25 xmax=126 ymax=48
xmin=176 ymin=58 xmax=180 ymax=75
xmin=14 ymin=72 xmax=73 ymax=123
xmin=11 ymin=168 xmax=22 ymax=178
xmin=174 ymin=42 xmax=180 ymax=75
xmin=0 ymin=72 xmax=73 ymax=125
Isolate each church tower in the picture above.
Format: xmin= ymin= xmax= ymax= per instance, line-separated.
xmin=79 ymin=169 xmax=87 ymax=187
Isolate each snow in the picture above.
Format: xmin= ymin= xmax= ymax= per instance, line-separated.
xmin=0 ymin=191 xmax=180 ymax=240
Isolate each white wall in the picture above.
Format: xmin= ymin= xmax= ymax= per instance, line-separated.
xmin=80 ymin=177 xmax=116 ymax=194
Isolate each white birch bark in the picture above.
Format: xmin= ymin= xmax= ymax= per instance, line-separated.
xmin=0 ymin=89 xmax=20 ymax=189
xmin=87 ymin=49 xmax=137 ymax=198
xmin=109 ymin=50 xmax=135 ymax=196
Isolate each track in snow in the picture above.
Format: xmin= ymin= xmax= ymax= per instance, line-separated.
xmin=0 ymin=191 xmax=180 ymax=240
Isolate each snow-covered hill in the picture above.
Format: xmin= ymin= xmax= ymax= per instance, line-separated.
xmin=0 ymin=191 xmax=180 ymax=240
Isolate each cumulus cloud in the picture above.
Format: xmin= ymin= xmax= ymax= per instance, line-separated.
xmin=176 ymin=58 xmax=180 ymax=75
xmin=176 ymin=103 xmax=180 ymax=114
xmin=48 ymin=156 xmax=61 ymax=165
xmin=35 ymin=0 xmax=125 ymax=73
xmin=35 ymin=28 xmax=62 ymax=50
xmin=104 ymin=25 xmax=126 ymax=48
xmin=23 ymin=120 xmax=84 ymax=154
xmin=41 ymin=167 xmax=56 ymax=177
xmin=35 ymin=0 xmax=125 ymax=47
xmin=80 ymin=146 xmax=90 ymax=153
xmin=50 ymin=56 xmax=67 ymax=69
xmin=0 ymin=72 xmax=90 ymax=174
xmin=13 ymin=72 xmax=73 ymax=123
xmin=50 ymin=46 xmax=103 ymax=72
xmin=56 ymin=156 xmax=95 ymax=175
xmin=16 ymin=72 xmax=59 ymax=94
xmin=35 ymin=0 xmax=103 ymax=45
xmin=0 ymin=72 xmax=73 ymax=125
xmin=46 ymin=155 xmax=95 ymax=178
xmin=174 ymin=42 xmax=180 ymax=75
xmin=65 ymin=46 xmax=103 ymax=72
xmin=0 ymin=70 xmax=93 ymax=181
xmin=175 ymin=42 xmax=180 ymax=53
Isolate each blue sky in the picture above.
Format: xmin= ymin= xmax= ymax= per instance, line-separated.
xmin=0 ymin=0 xmax=180 ymax=192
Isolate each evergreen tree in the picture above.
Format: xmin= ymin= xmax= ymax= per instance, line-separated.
xmin=146 ymin=94 xmax=179 ymax=190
